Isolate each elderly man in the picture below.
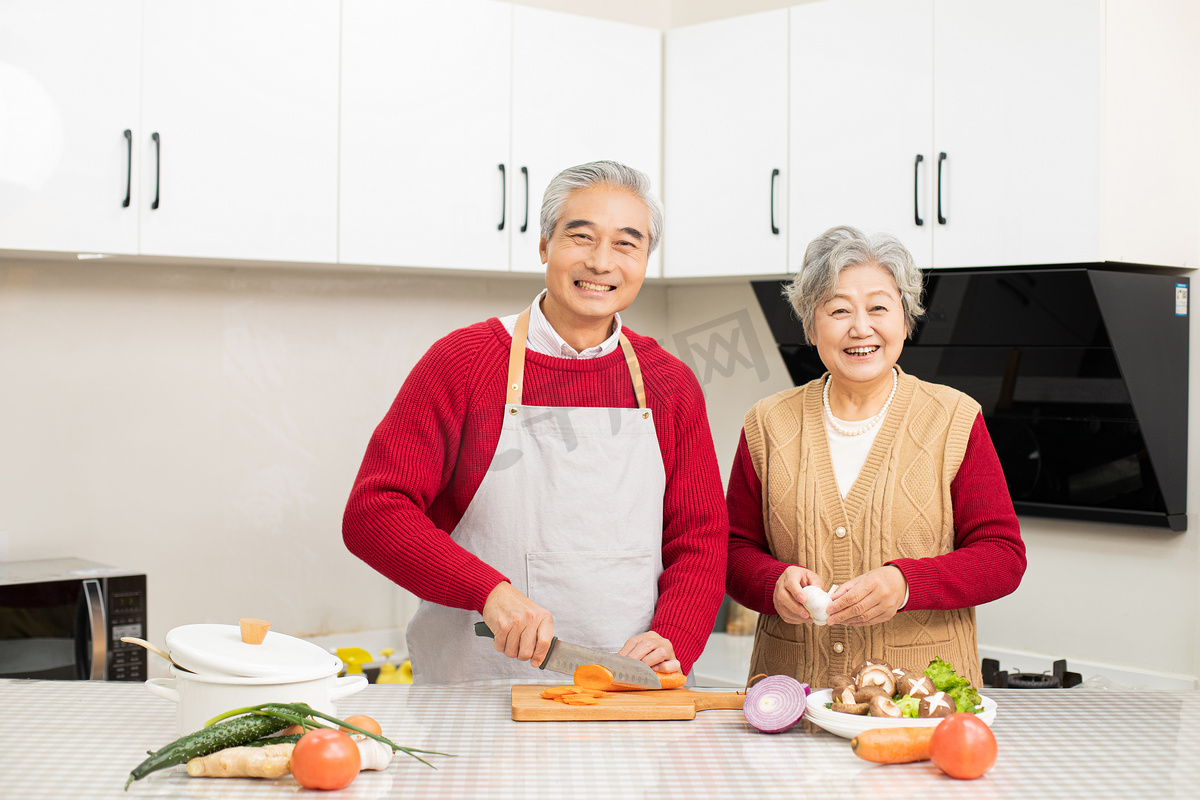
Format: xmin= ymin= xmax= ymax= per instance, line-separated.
xmin=344 ymin=161 xmax=727 ymax=685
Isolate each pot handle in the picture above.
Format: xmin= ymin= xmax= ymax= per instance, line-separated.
xmin=145 ymin=677 xmax=179 ymax=703
xmin=331 ymin=674 xmax=368 ymax=700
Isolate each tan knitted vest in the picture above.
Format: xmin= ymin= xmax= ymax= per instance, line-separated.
xmin=743 ymin=369 xmax=984 ymax=688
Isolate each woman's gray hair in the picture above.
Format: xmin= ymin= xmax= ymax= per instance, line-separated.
xmin=540 ymin=160 xmax=664 ymax=255
xmin=785 ymin=225 xmax=925 ymax=343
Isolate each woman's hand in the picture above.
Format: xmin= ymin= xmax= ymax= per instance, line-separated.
xmin=619 ymin=631 xmax=680 ymax=674
xmin=826 ymin=565 xmax=907 ymax=626
xmin=773 ymin=566 xmax=826 ymax=625
xmin=482 ymin=581 xmax=555 ymax=666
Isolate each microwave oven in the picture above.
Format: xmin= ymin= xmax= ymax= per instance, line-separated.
xmin=0 ymin=557 xmax=148 ymax=681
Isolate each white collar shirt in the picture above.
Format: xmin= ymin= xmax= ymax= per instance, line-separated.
xmin=499 ymin=289 xmax=623 ymax=359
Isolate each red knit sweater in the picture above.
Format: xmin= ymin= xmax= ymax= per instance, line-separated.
xmin=343 ymin=317 xmax=728 ymax=673
xmin=726 ymin=413 xmax=1026 ymax=615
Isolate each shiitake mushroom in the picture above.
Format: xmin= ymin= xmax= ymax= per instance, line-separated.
xmin=834 ymin=685 xmax=858 ymax=705
xmin=831 ymin=701 xmax=870 ymax=715
xmin=854 ymin=662 xmax=896 ymax=697
xmin=868 ymin=695 xmax=903 ymax=718
xmin=853 ymin=685 xmax=890 ymax=703
xmin=919 ymin=691 xmax=954 ymax=718
xmin=829 ymin=674 xmax=855 ymax=690
xmin=898 ymin=673 xmax=936 ymax=698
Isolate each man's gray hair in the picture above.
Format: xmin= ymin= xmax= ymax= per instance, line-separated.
xmin=540 ymin=160 xmax=664 ymax=255
xmin=785 ymin=225 xmax=926 ymax=343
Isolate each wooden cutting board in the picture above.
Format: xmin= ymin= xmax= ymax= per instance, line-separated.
xmin=511 ymin=685 xmax=745 ymax=721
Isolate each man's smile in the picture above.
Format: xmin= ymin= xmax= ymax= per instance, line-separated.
xmin=575 ymin=279 xmax=616 ymax=293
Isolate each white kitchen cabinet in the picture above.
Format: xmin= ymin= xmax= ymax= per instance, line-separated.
xmin=139 ymin=0 xmax=339 ymax=263
xmin=340 ymin=2 xmax=660 ymax=275
xmin=790 ymin=0 xmax=1099 ymax=270
xmin=789 ymin=0 xmax=933 ymax=269
xmin=339 ymin=0 xmax=513 ymax=272
xmin=509 ymin=7 xmax=663 ymax=275
xmin=663 ymin=10 xmax=789 ymax=278
xmin=668 ymin=0 xmax=1198 ymax=276
xmin=932 ymin=0 xmax=1103 ymax=268
xmin=0 ymin=1 xmax=143 ymax=255
xmin=934 ymin=0 xmax=1198 ymax=268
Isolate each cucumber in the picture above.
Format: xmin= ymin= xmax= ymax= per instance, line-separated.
xmin=244 ymin=733 xmax=304 ymax=747
xmin=125 ymin=706 xmax=295 ymax=790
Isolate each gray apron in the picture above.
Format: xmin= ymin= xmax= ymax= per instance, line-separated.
xmin=407 ymin=307 xmax=667 ymax=685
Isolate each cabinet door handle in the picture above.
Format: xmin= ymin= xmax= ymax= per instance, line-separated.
xmin=497 ymin=164 xmax=506 ymax=231
xmin=151 ymin=132 xmax=161 ymax=210
xmin=937 ymin=152 xmax=947 ymax=225
xmin=770 ymin=168 xmax=780 ymax=235
xmin=913 ymin=154 xmax=924 ymax=226
xmin=122 ymin=130 xmax=132 ymax=208
xmin=520 ymin=166 xmax=529 ymax=233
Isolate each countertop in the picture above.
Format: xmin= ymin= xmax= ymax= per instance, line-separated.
xmin=2 ymin=679 xmax=1198 ymax=799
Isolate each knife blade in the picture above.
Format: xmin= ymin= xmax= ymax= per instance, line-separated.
xmin=473 ymin=621 xmax=661 ymax=689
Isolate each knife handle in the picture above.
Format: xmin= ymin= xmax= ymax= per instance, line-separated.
xmin=473 ymin=622 xmax=558 ymax=668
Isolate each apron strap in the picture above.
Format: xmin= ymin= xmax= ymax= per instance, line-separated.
xmin=505 ymin=305 xmax=647 ymax=410
xmin=618 ymin=333 xmax=647 ymax=410
xmin=505 ymin=308 xmax=532 ymax=406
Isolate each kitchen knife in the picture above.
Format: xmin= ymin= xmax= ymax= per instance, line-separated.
xmin=473 ymin=621 xmax=661 ymax=689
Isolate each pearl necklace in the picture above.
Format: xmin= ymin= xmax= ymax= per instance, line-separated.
xmin=823 ymin=368 xmax=898 ymax=437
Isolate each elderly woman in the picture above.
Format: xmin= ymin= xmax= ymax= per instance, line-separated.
xmin=725 ymin=226 xmax=1026 ymax=688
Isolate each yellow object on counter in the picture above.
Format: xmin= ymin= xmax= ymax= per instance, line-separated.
xmin=374 ymin=648 xmax=413 ymax=684
xmin=336 ymin=647 xmax=374 ymax=675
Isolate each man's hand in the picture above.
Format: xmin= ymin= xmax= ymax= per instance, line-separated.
xmin=773 ymin=565 xmax=826 ymax=624
xmin=482 ymin=582 xmax=555 ymax=667
xmin=826 ymin=565 xmax=907 ymax=626
xmin=618 ymin=631 xmax=680 ymax=674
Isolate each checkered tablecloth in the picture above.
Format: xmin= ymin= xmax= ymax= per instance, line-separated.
xmin=1 ymin=679 xmax=1197 ymax=799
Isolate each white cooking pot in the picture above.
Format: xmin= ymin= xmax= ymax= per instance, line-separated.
xmin=144 ymin=622 xmax=367 ymax=735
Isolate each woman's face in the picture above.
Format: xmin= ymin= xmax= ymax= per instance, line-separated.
xmin=811 ymin=262 xmax=907 ymax=391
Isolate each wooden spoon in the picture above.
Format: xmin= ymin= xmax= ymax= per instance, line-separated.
xmin=121 ymin=636 xmax=195 ymax=673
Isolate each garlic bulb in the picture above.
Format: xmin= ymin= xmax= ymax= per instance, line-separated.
xmin=802 ymin=584 xmax=838 ymax=625
xmin=353 ymin=735 xmax=394 ymax=771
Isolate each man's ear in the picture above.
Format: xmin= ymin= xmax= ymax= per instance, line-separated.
xmin=539 ymin=236 xmax=549 ymax=264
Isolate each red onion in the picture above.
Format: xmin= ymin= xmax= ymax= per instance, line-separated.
xmin=743 ymin=675 xmax=809 ymax=733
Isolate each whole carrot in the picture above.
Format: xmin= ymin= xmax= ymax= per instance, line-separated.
xmin=850 ymin=727 xmax=935 ymax=763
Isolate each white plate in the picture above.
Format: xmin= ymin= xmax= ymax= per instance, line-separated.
xmin=803 ymin=688 xmax=997 ymax=739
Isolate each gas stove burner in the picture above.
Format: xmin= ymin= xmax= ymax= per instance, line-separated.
xmin=1007 ymin=672 xmax=1061 ymax=689
xmin=982 ymin=657 xmax=1082 ymax=689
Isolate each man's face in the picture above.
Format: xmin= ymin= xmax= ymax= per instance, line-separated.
xmin=540 ymin=185 xmax=650 ymax=331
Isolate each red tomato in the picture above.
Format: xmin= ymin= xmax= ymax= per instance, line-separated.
xmin=929 ymin=713 xmax=998 ymax=780
xmin=339 ymin=714 xmax=383 ymax=736
xmin=291 ymin=728 xmax=361 ymax=790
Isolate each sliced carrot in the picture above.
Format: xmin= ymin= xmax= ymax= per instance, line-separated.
xmin=560 ymin=695 xmax=601 ymax=705
xmin=540 ymin=686 xmax=578 ymax=699
xmin=850 ymin=727 xmax=935 ymax=764
xmin=573 ymin=664 xmax=616 ymax=690
xmin=655 ymin=672 xmax=688 ymax=690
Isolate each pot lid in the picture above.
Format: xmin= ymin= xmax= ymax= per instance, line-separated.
xmin=165 ymin=623 xmax=340 ymax=680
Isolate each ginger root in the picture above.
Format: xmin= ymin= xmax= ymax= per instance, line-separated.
xmin=186 ymin=743 xmax=295 ymax=779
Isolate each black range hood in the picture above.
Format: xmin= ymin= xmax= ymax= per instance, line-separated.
xmin=753 ymin=266 xmax=1189 ymax=532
